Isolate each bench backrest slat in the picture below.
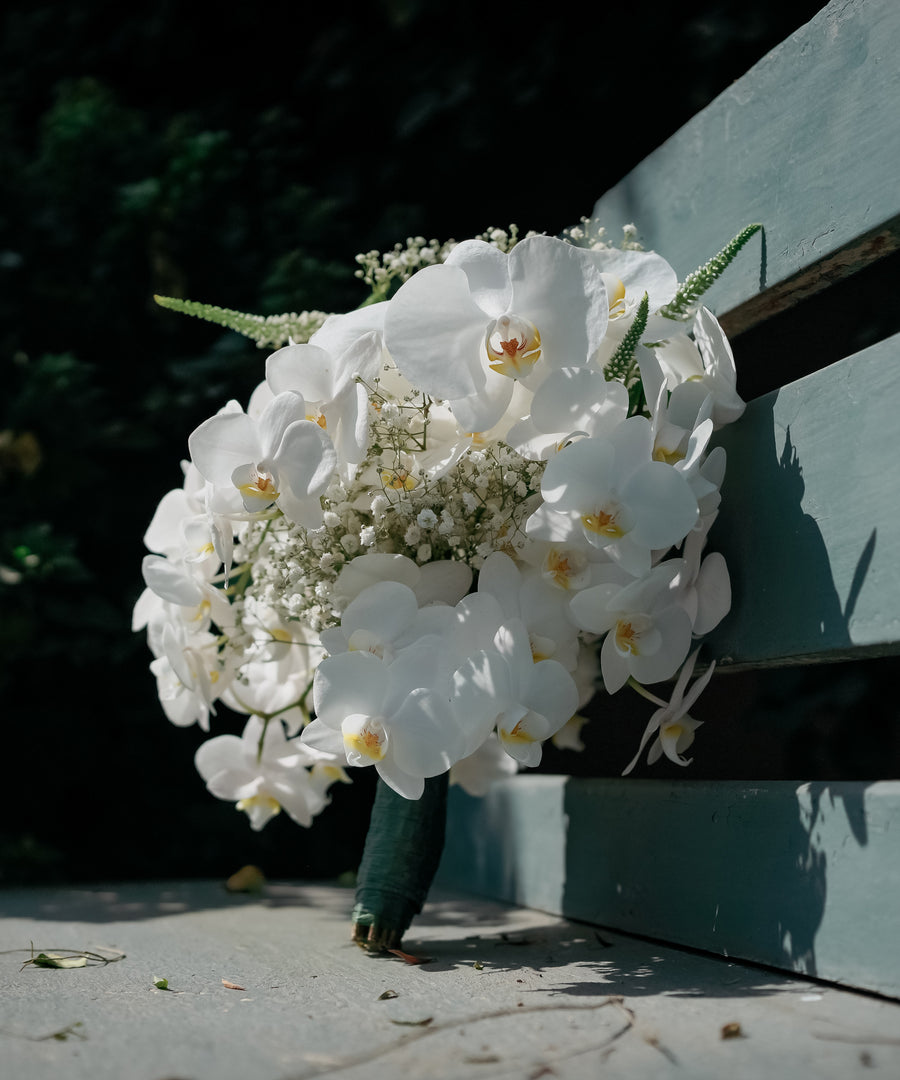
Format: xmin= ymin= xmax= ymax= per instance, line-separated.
xmin=588 ymin=0 xmax=900 ymax=337
xmin=705 ymin=331 xmax=900 ymax=668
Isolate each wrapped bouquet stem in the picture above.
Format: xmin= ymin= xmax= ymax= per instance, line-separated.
xmin=352 ymin=773 xmax=448 ymax=949
xmin=135 ymin=218 xmax=760 ymax=948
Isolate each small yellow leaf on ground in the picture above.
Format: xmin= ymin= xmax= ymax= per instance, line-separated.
xmin=225 ymin=865 xmax=266 ymax=893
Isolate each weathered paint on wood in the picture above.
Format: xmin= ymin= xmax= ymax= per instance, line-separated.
xmin=586 ymin=0 xmax=900 ymax=335
xmin=438 ymin=777 xmax=900 ymax=1000
xmin=704 ymin=331 xmax=900 ymax=668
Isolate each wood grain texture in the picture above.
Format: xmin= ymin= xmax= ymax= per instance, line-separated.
xmin=703 ymin=331 xmax=900 ymax=667
xmin=584 ymin=0 xmax=900 ymax=334
xmin=438 ymin=777 xmax=900 ymax=999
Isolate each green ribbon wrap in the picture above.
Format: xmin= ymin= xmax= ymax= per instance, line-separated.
xmin=351 ymin=772 xmax=448 ymax=950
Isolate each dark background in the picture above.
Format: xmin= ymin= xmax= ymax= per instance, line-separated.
xmin=7 ymin=0 xmax=883 ymax=888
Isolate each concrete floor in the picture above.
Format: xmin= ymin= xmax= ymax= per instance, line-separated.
xmin=2 ymin=879 xmax=899 ymax=1080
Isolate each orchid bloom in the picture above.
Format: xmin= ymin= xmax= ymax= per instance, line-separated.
xmin=451 ymin=618 xmax=579 ymax=767
xmin=622 ymin=649 xmax=716 ymax=774
xmin=195 ymin=715 xmax=346 ymax=830
xmin=505 ymin=366 xmax=629 ymax=461
xmin=526 ymin=416 xmax=699 ymax=577
xmin=301 ymin=642 xmax=475 ymax=799
xmin=188 ymin=391 xmax=337 ymax=527
xmin=383 ymin=235 xmax=611 ymax=433
xmin=652 ymin=307 xmax=746 ymax=428
xmin=265 ymin=306 xmax=385 ymax=475
xmin=569 ymin=560 xmax=694 ymax=694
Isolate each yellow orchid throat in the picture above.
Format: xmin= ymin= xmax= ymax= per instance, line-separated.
xmin=236 ymin=793 xmax=281 ymax=816
xmin=238 ymin=468 xmax=280 ymax=504
xmin=485 ymin=314 xmax=542 ymax=379
xmin=504 ymin=718 xmax=537 ymax=745
xmin=380 ymin=467 xmax=418 ymax=491
xmin=344 ymin=725 xmax=386 ymax=761
xmin=581 ymin=507 xmax=627 ymax=539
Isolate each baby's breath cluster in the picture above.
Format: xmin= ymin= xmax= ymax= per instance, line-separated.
xmin=354 ymin=225 xmax=539 ymax=299
xmin=562 ymin=218 xmax=643 ymax=252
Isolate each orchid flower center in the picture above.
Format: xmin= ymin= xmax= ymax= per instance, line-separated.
xmin=530 ymin=634 xmax=556 ymax=663
xmin=347 ymin=628 xmax=386 ymax=659
xmin=485 ymin=314 xmax=542 ymax=379
xmin=543 ymin=547 xmax=587 ymax=590
xmin=380 ymin=467 xmax=418 ymax=491
xmin=653 ymin=443 xmax=685 ymax=465
xmin=306 ymin=410 xmax=328 ymax=429
xmin=236 ymin=793 xmax=281 ymax=816
xmin=602 ymin=274 xmax=628 ymax=319
xmin=581 ymin=501 xmax=630 ymax=540
xmin=504 ymin=717 xmax=537 ymax=744
xmin=342 ymin=715 xmax=387 ymax=763
xmin=614 ymin=613 xmax=654 ymax=656
xmin=233 ymin=463 xmax=280 ymax=509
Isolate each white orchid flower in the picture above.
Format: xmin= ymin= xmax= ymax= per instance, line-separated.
xmin=318 ymin=579 xmax=457 ymax=661
xmin=195 ymin=715 xmax=345 ymax=830
xmin=505 ymin=366 xmax=629 ymax=460
xmin=586 ymin=248 xmax=679 ymax=368
xmin=265 ymin=308 xmax=384 ymax=475
xmin=622 ymin=649 xmax=716 ymax=774
xmin=475 ymin=551 xmax=581 ymax=671
xmin=451 ymin=618 xmax=579 ymax=767
xmin=302 ymin=643 xmax=472 ymax=799
xmin=569 ymin=560 xmax=694 ymax=693
xmin=149 ymin=623 xmax=232 ymax=730
xmin=526 ymin=416 xmax=699 ymax=577
xmin=384 ymin=234 xmax=611 ymax=433
xmin=329 ymin=552 xmax=472 ymax=611
xmin=652 ymin=307 xmax=746 ymax=428
xmin=188 ymin=391 xmax=337 ymax=527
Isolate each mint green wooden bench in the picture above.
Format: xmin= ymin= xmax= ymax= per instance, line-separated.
xmin=438 ymin=0 xmax=900 ymax=1001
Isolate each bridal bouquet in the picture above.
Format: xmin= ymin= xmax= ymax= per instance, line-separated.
xmin=135 ymin=218 xmax=759 ymax=946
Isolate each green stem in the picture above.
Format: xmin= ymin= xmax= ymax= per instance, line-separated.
xmin=351 ymin=772 xmax=448 ymax=951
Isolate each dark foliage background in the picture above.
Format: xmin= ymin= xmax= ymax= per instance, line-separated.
xmin=3 ymin=0 xmax=847 ymax=886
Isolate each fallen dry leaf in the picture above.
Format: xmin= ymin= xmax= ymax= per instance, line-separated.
xmin=225 ymin=865 xmax=266 ymax=893
xmin=222 ymin=978 xmax=247 ymax=991
xmin=387 ymin=948 xmax=433 ymax=965
xmin=721 ymin=1022 xmax=744 ymax=1039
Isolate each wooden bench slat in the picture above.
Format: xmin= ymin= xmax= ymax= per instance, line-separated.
xmin=586 ymin=0 xmax=900 ymax=335
xmin=438 ymin=776 xmax=900 ymax=999
xmin=705 ymin=331 xmax=900 ymax=668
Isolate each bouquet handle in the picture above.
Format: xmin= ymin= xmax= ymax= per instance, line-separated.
xmin=351 ymin=772 xmax=448 ymax=950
